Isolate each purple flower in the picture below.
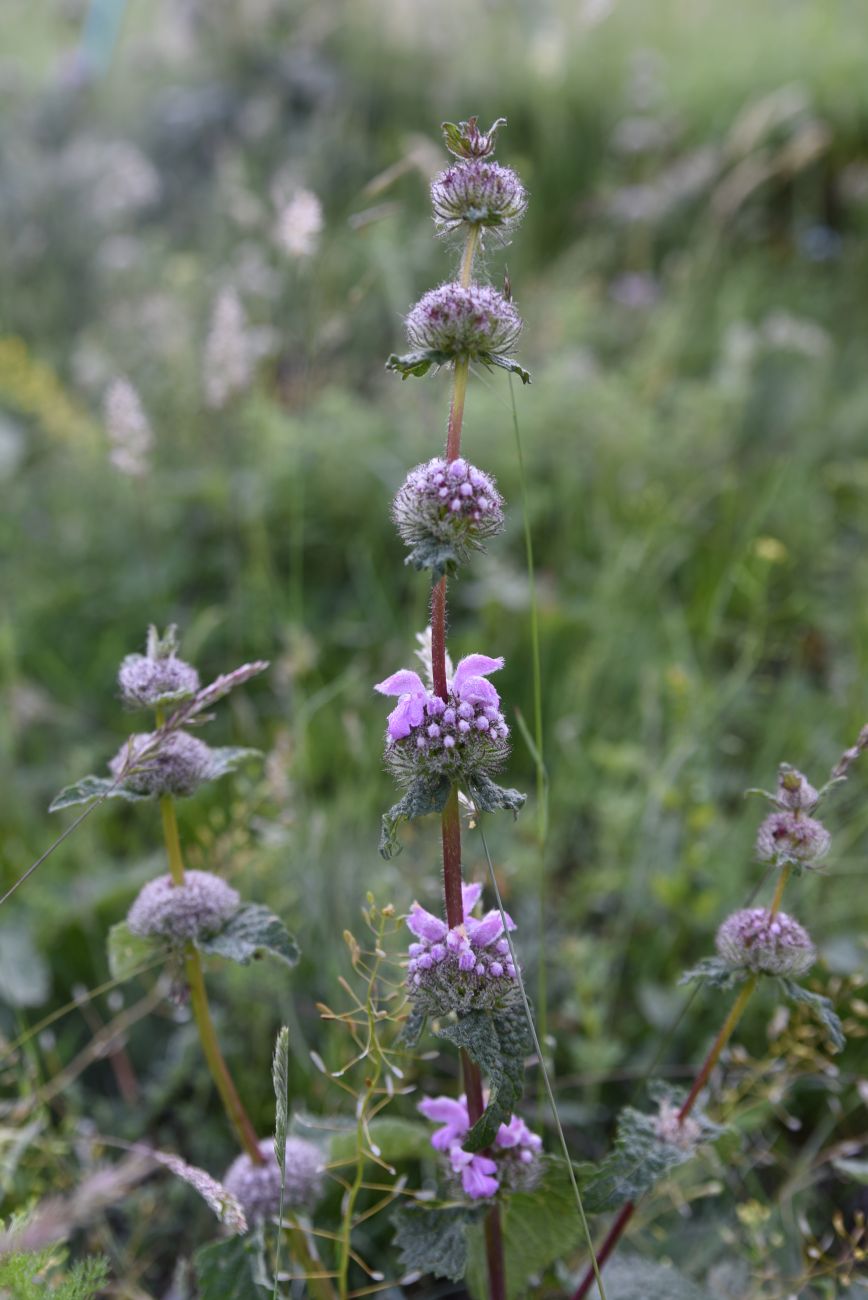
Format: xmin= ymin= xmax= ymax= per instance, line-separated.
xmin=223 ymin=1136 xmax=323 ymax=1226
xmin=392 ymin=457 xmax=505 ymax=573
xmin=449 ymin=1146 xmax=500 ymax=1198
xmin=418 ymin=1094 xmax=543 ymax=1199
xmin=374 ymin=654 xmax=510 ymax=784
xmin=406 ymin=283 xmax=522 ymax=359
xmin=716 ymin=908 xmax=816 ymax=978
xmin=110 ymin=731 xmax=213 ymax=798
xmin=405 ymin=883 xmax=517 ymax=1015
xmin=431 ymin=161 xmax=527 ymax=236
xmin=118 ymin=653 xmax=199 ymax=711
xmin=755 ymin=810 xmax=830 ymax=867
xmin=127 ymin=870 xmax=240 ymax=944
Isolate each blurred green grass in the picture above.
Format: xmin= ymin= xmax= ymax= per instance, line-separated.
xmin=1 ymin=0 xmax=868 ymax=1289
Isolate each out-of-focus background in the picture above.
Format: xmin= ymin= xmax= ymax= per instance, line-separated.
xmin=2 ymin=0 xmax=868 ymax=1293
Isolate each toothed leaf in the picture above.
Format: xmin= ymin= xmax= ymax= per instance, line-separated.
xmin=386 ymin=349 xmax=453 ymax=379
xmin=437 ymin=1002 xmax=531 ymax=1151
xmin=197 ymin=903 xmax=299 ymax=968
xmin=464 ymin=773 xmax=526 ymax=817
xmin=392 ymin=1204 xmax=481 ymax=1283
xmin=379 ymin=774 xmax=452 ymax=859
xmin=778 ymin=977 xmax=845 ymax=1051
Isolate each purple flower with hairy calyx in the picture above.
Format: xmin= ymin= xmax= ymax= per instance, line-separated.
xmin=716 ymin=908 xmax=816 ymax=978
xmin=393 ymin=456 xmax=504 ymax=575
xmin=756 ymin=810 xmax=830 ymax=867
xmin=431 ymin=161 xmax=527 ymax=236
xmin=223 ymin=1136 xmax=324 ymax=1227
xmin=406 ymin=283 xmax=522 ymax=360
xmin=375 ymin=654 xmax=509 ymax=784
xmin=405 ymin=880 xmax=518 ymax=1015
xmin=418 ymin=1094 xmax=542 ymax=1199
xmin=128 ymin=870 xmax=239 ymax=944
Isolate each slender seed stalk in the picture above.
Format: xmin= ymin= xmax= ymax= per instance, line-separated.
xmin=429 ymin=220 xmax=506 ymax=1300
xmin=157 ymin=788 xmax=263 ymax=1164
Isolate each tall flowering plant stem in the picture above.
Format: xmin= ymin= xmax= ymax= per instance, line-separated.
xmin=572 ymin=761 xmax=848 ymax=1299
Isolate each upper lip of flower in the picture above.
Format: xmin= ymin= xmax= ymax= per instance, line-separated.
xmin=374 ymin=655 xmax=504 ymax=740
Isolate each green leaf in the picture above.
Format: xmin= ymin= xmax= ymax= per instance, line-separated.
xmin=272 ymin=1026 xmax=290 ymax=1171
xmin=203 ymin=747 xmax=261 ymax=781
xmin=194 ymin=1235 xmax=264 ymax=1300
xmin=437 ymin=1003 xmax=532 ymax=1152
xmin=386 ymin=349 xmax=453 ymax=379
xmin=106 ymin=921 xmax=162 ymax=981
xmin=49 ymin=775 xmax=147 ymax=812
xmin=404 ymin=535 xmax=461 ymax=580
xmin=478 ymin=352 xmax=531 ymax=384
xmin=392 ymin=1204 xmax=481 ymax=1283
xmin=583 ymin=1088 xmax=724 ymax=1214
xmin=329 ymin=1116 xmax=433 ymax=1165
xmin=678 ymin=956 xmax=747 ymax=990
xmin=465 ymin=1159 xmax=596 ymax=1300
xmin=197 ymin=904 xmax=300 ymax=968
xmin=602 ymin=1255 xmax=713 ymax=1299
xmin=778 ymin=977 xmax=846 ymax=1051
xmin=399 ymin=1003 xmax=428 ymax=1048
xmin=379 ymin=774 xmax=452 ymax=859
xmin=833 ymin=1157 xmax=868 ymax=1185
xmin=464 ymin=773 xmax=526 ymax=817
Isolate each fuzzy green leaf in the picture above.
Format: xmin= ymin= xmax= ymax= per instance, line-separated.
xmin=392 ymin=1204 xmax=481 ymax=1283
xmin=379 ymin=774 xmax=452 ymax=859
xmin=404 ymin=535 xmax=461 ymax=580
xmin=197 ymin=904 xmax=300 ymax=968
xmin=437 ymin=1003 xmax=532 ymax=1152
xmin=464 ymin=773 xmax=526 ymax=817
xmin=465 ymin=1158 xmax=596 ymax=1300
xmin=203 ymin=746 xmax=261 ymax=781
xmin=399 ymin=1003 xmax=428 ymax=1048
xmin=49 ymin=775 xmax=147 ymax=812
xmin=106 ymin=921 xmax=162 ymax=982
xmin=193 ymin=1235 xmax=263 ymax=1300
xmin=602 ymin=1256 xmax=713 ymax=1299
xmin=583 ymin=1088 xmax=724 ymax=1214
xmin=386 ymin=349 xmax=453 ymax=379
xmin=478 ymin=352 xmax=531 ymax=385
xmin=779 ymin=977 xmax=846 ymax=1051
xmin=678 ymin=956 xmax=747 ymax=990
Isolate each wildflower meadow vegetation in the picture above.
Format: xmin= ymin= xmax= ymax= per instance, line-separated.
xmin=2 ymin=1 xmax=868 ymax=1296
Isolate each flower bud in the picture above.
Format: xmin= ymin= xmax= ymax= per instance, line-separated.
xmin=441 ymin=116 xmax=506 ymax=161
xmin=223 ymin=1137 xmax=324 ymax=1225
xmin=110 ymin=731 xmax=212 ymax=798
xmin=774 ymin=764 xmax=820 ymax=811
xmin=756 ymin=810 xmax=830 ymax=866
xmin=406 ymin=283 xmax=522 ymax=359
xmin=431 ymin=161 xmax=527 ymax=236
xmin=392 ymin=456 xmax=504 ymax=572
xmin=716 ymin=908 xmax=816 ymax=978
xmin=127 ymin=870 xmax=239 ymax=944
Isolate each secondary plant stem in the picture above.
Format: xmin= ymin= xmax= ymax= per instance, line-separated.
xmin=158 ymin=791 xmax=263 ymax=1164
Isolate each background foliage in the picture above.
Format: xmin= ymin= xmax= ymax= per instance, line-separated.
xmin=1 ymin=0 xmax=867 ymax=1295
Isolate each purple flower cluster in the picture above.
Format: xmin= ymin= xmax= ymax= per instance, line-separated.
xmin=431 ymin=160 xmax=527 ymax=235
xmin=755 ymin=810 xmax=831 ymax=867
xmin=223 ymin=1136 xmax=324 ymax=1225
xmin=406 ymin=283 xmax=522 ymax=359
xmin=375 ymin=654 xmax=509 ymax=783
xmin=405 ymin=882 xmax=518 ymax=1014
xmin=118 ymin=652 xmax=200 ymax=710
xmin=418 ymin=1094 xmax=542 ymax=1199
xmin=716 ymin=907 xmax=816 ymax=978
xmin=392 ymin=456 xmax=504 ymax=566
xmin=110 ymin=730 xmax=212 ymax=798
xmin=127 ymin=870 xmax=239 ymax=944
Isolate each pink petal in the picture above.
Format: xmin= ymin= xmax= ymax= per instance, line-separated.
xmin=418 ymin=1095 xmax=469 ymax=1127
xmin=461 ymin=881 xmax=483 ymax=918
xmin=374 ymin=669 xmax=426 ymax=697
xmin=386 ymin=694 xmax=426 ymax=740
xmin=456 ymin=676 xmax=501 ymax=708
xmin=461 ymin=1157 xmax=500 ymax=1199
xmin=452 ymin=655 xmax=504 ymax=692
xmin=407 ymin=903 xmax=448 ymax=943
xmin=466 ymin=909 xmax=515 ymax=946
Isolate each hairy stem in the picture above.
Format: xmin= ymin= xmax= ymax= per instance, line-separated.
xmin=768 ymin=863 xmax=791 ymax=918
xmin=158 ymin=792 xmax=262 ymax=1164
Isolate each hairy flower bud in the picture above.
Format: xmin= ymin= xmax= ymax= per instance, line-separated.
xmin=406 ymin=283 xmax=522 ymax=359
xmin=716 ymin=908 xmax=816 ymax=978
xmin=223 ymin=1137 xmax=324 ymax=1224
xmin=756 ymin=810 xmax=830 ymax=866
xmin=441 ymin=116 xmax=506 ymax=161
xmin=431 ymin=161 xmax=527 ymax=236
xmin=775 ymin=764 xmax=820 ymax=811
xmin=405 ymin=882 xmax=518 ymax=1015
xmin=392 ymin=456 xmax=504 ymax=573
xmin=118 ymin=654 xmax=200 ymax=710
xmin=375 ymin=654 xmax=509 ymax=785
xmin=127 ymin=870 xmax=239 ymax=943
xmin=109 ymin=731 xmax=212 ymax=798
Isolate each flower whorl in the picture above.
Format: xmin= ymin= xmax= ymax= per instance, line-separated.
xmin=716 ymin=908 xmax=816 ymax=978
xmin=392 ymin=456 xmax=504 ymax=575
xmin=431 ymin=160 xmax=527 ymax=236
xmin=223 ymin=1137 xmax=324 ymax=1225
xmin=127 ymin=870 xmax=239 ymax=944
xmin=406 ymin=283 xmax=522 ymax=360
xmin=109 ymin=730 xmax=212 ymax=798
